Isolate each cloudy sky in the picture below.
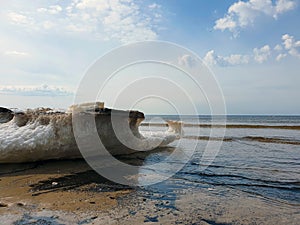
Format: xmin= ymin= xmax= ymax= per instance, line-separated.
xmin=0 ymin=0 xmax=299 ymax=114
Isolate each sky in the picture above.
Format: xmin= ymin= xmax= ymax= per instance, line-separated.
xmin=0 ymin=0 xmax=299 ymax=114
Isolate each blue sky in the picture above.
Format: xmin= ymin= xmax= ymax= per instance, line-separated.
xmin=0 ymin=0 xmax=299 ymax=114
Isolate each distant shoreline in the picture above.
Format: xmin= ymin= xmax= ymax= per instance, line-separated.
xmin=141 ymin=123 xmax=300 ymax=130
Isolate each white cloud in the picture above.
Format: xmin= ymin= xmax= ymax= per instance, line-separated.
xmin=274 ymin=44 xmax=283 ymax=51
xmin=203 ymin=50 xmax=217 ymax=66
xmin=276 ymin=53 xmax=287 ymax=61
xmin=0 ymin=85 xmax=73 ymax=97
xmin=203 ymin=50 xmax=250 ymax=67
xmin=4 ymin=50 xmax=30 ymax=57
xmin=204 ymin=33 xmax=300 ymax=67
xmin=282 ymin=34 xmax=300 ymax=57
xmin=282 ymin=34 xmax=293 ymax=49
xmin=214 ymin=0 xmax=297 ymax=33
xmin=203 ymin=44 xmax=282 ymax=66
xmin=288 ymin=48 xmax=300 ymax=57
xmin=75 ymin=0 xmax=110 ymax=11
xmin=7 ymin=12 xmax=34 ymax=26
xmin=148 ymin=3 xmax=161 ymax=10
xmin=5 ymin=0 xmax=162 ymax=43
xmin=276 ymin=0 xmax=296 ymax=14
xmin=253 ymin=45 xmax=271 ymax=63
xmin=37 ymin=5 xmax=62 ymax=14
xmin=214 ymin=15 xmax=237 ymax=32
xmin=178 ymin=54 xmax=196 ymax=68
xmin=222 ymin=54 xmax=250 ymax=65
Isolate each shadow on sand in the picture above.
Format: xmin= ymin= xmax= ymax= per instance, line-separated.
xmin=0 ymin=147 xmax=175 ymax=196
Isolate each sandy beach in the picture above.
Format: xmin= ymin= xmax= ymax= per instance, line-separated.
xmin=1 ymin=156 xmax=299 ymax=225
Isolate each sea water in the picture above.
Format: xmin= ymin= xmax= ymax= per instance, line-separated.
xmin=139 ymin=115 xmax=300 ymax=205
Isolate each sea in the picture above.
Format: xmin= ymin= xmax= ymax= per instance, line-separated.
xmin=137 ymin=115 xmax=300 ymax=207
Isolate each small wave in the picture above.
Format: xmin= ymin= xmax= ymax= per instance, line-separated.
xmin=174 ymin=173 xmax=300 ymax=205
xmin=242 ymin=136 xmax=300 ymax=145
xmin=190 ymin=162 xmax=299 ymax=174
xmin=183 ymin=135 xmax=300 ymax=145
xmin=141 ymin=123 xmax=300 ymax=130
xmin=177 ymin=171 xmax=300 ymax=191
xmin=183 ymin=136 xmax=233 ymax=142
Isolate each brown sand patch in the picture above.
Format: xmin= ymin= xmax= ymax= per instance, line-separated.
xmin=0 ymin=159 xmax=131 ymax=216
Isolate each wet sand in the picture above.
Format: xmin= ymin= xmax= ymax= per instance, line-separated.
xmin=1 ymin=158 xmax=299 ymax=224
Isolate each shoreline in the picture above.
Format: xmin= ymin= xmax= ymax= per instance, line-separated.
xmin=141 ymin=122 xmax=300 ymax=130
